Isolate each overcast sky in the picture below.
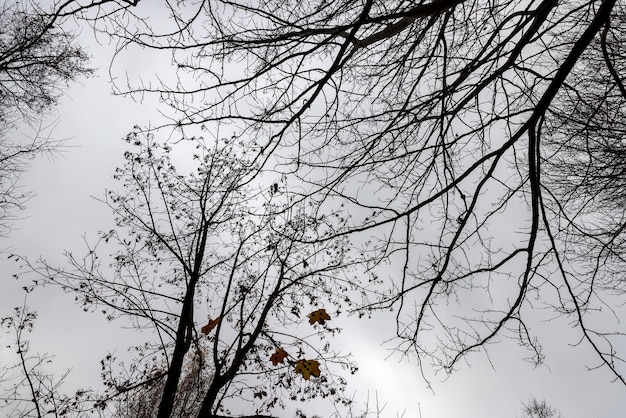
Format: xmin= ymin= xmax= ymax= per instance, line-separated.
xmin=1 ymin=3 xmax=626 ymax=418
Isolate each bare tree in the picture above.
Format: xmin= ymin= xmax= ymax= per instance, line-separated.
xmin=520 ymin=397 xmax=563 ymax=418
xmin=541 ymin=10 xmax=626 ymax=294
xmin=0 ymin=1 xmax=89 ymax=121
xmin=0 ymin=1 xmax=117 ymax=414
xmin=84 ymin=0 xmax=626 ymax=385
xmin=0 ymin=0 xmax=139 ymax=238
xmin=29 ymin=130 xmax=363 ymax=417
xmin=11 ymin=0 xmax=626 ymax=414
xmin=0 ymin=0 xmax=86 ymax=238
xmin=0 ymin=292 xmax=93 ymax=418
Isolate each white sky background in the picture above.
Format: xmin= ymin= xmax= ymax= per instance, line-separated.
xmin=1 ymin=2 xmax=626 ymax=418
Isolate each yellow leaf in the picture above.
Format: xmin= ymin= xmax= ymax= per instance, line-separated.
xmin=307 ymin=308 xmax=331 ymax=325
xmin=294 ymin=359 xmax=321 ymax=380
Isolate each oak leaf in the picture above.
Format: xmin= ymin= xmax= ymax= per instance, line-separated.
xmin=294 ymin=359 xmax=321 ymax=380
xmin=269 ymin=348 xmax=288 ymax=366
xmin=307 ymin=308 xmax=330 ymax=325
xmin=201 ymin=317 xmax=220 ymax=335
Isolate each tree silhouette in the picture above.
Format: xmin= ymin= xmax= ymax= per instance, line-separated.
xmin=9 ymin=1 xmax=626 ymax=415
xmin=521 ymin=397 xmax=562 ymax=418
xmin=0 ymin=295 xmax=92 ymax=418
xmin=0 ymin=0 xmax=89 ymax=238
xmin=31 ymin=131 xmax=362 ymax=417
xmin=87 ymin=0 xmax=626 ymax=384
xmin=0 ymin=0 xmax=139 ymax=238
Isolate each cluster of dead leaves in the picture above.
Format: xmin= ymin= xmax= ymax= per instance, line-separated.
xmin=200 ymin=308 xmax=331 ymax=380
xmin=267 ymin=307 xmax=331 ymax=380
xmin=269 ymin=347 xmax=321 ymax=380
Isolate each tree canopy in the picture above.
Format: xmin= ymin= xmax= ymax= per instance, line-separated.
xmin=3 ymin=0 xmax=626 ymax=417
xmin=95 ymin=0 xmax=626 ymax=381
